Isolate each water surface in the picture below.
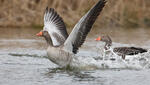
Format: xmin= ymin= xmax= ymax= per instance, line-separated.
xmin=0 ymin=27 xmax=150 ymax=85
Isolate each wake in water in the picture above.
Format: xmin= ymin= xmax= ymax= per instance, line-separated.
xmin=90 ymin=46 xmax=150 ymax=70
xmin=6 ymin=47 xmax=150 ymax=70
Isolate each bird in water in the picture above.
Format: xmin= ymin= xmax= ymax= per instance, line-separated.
xmin=95 ymin=35 xmax=147 ymax=59
xmin=36 ymin=0 xmax=107 ymax=69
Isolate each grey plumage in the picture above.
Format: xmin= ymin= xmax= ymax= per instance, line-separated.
xmin=64 ymin=0 xmax=107 ymax=54
xmin=37 ymin=0 xmax=107 ymax=67
xmin=113 ymin=47 xmax=147 ymax=55
xmin=44 ymin=7 xmax=68 ymax=46
xmin=100 ymin=35 xmax=147 ymax=56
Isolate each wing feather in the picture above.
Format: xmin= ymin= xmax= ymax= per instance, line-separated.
xmin=64 ymin=0 xmax=106 ymax=53
xmin=43 ymin=7 xmax=68 ymax=46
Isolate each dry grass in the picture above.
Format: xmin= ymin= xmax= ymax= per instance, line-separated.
xmin=104 ymin=0 xmax=150 ymax=28
xmin=0 ymin=0 xmax=150 ymax=28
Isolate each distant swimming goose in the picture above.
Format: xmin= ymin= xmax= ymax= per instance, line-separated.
xmin=95 ymin=35 xmax=147 ymax=59
xmin=36 ymin=0 xmax=106 ymax=67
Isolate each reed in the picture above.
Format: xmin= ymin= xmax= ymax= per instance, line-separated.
xmin=0 ymin=0 xmax=149 ymax=28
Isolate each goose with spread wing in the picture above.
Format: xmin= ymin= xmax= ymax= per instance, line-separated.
xmin=36 ymin=0 xmax=107 ymax=67
xmin=95 ymin=35 xmax=147 ymax=59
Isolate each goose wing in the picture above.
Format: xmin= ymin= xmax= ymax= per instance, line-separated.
xmin=63 ymin=0 xmax=106 ymax=53
xmin=43 ymin=7 xmax=68 ymax=46
xmin=113 ymin=47 xmax=147 ymax=55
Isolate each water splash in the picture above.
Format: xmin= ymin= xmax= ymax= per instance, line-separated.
xmin=89 ymin=47 xmax=150 ymax=70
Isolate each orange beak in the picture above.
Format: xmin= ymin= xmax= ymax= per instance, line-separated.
xmin=95 ymin=36 xmax=101 ymax=41
xmin=36 ymin=31 xmax=43 ymax=36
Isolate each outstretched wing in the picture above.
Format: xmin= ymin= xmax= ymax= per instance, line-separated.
xmin=63 ymin=0 xmax=106 ymax=53
xmin=43 ymin=7 xmax=68 ymax=46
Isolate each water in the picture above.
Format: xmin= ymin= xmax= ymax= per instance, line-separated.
xmin=0 ymin=27 xmax=150 ymax=85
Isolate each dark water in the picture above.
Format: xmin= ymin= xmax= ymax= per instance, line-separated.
xmin=0 ymin=27 xmax=150 ymax=85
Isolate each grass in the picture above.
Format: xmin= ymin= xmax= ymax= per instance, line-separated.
xmin=0 ymin=0 xmax=150 ymax=28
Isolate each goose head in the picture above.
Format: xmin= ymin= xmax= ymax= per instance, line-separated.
xmin=36 ymin=30 xmax=53 ymax=45
xmin=95 ymin=35 xmax=112 ymax=50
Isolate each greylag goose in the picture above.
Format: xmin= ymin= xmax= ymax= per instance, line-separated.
xmin=95 ymin=35 xmax=147 ymax=59
xmin=36 ymin=0 xmax=106 ymax=68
